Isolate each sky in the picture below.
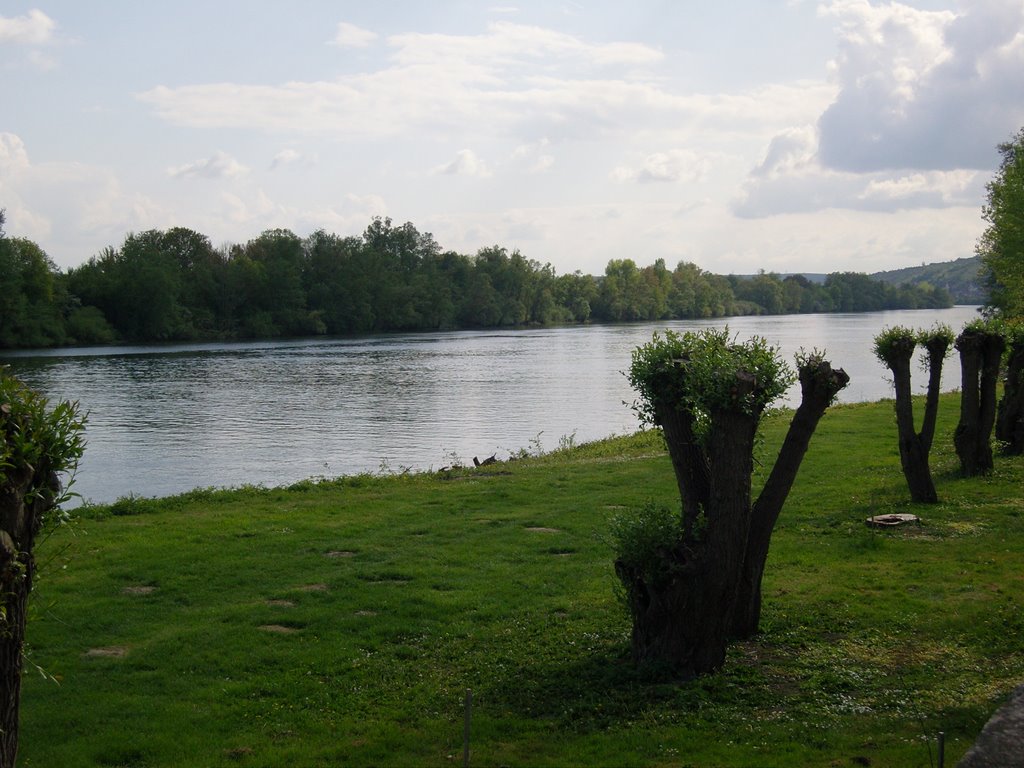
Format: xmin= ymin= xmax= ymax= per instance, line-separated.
xmin=2 ymin=1 xmax=1023 ymax=276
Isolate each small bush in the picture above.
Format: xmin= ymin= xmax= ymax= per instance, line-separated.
xmin=608 ymin=501 xmax=682 ymax=591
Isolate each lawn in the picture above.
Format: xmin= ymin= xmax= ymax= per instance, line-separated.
xmin=19 ymin=394 xmax=1024 ymax=767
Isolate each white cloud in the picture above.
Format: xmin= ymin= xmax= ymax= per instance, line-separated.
xmin=751 ymin=126 xmax=818 ymax=178
xmin=734 ymin=159 xmax=985 ymax=217
xmin=167 ymin=150 xmax=249 ymax=180
xmin=736 ymin=1 xmax=1022 ymax=219
xmin=270 ymin=148 xmax=315 ymax=170
xmin=137 ymin=22 xmax=691 ymax=141
xmin=216 ymin=189 xmax=387 ymax=241
xmin=611 ymin=149 xmax=712 ymax=183
xmin=433 ymin=149 xmax=492 ymax=177
xmin=330 ymin=22 xmax=377 ymax=48
xmin=0 ymin=132 xmax=31 ymax=173
xmin=510 ymin=139 xmax=554 ymax=173
xmin=0 ymin=133 xmax=165 ymax=260
xmin=816 ymin=0 xmax=1024 ymax=171
xmin=0 ymin=9 xmax=56 ymax=44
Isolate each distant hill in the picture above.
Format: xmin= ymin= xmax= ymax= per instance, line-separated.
xmin=734 ymin=256 xmax=986 ymax=305
xmin=870 ymin=256 xmax=985 ymax=305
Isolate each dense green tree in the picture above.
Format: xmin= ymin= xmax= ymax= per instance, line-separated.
xmin=0 ymin=236 xmax=67 ymax=348
xmin=596 ymin=259 xmax=648 ymax=321
xmin=979 ymin=127 xmax=1024 ymax=318
xmin=160 ymin=227 xmax=229 ymax=337
xmin=0 ymin=213 xmax=962 ymax=349
xmin=554 ymin=271 xmax=597 ymax=322
xmin=734 ymin=272 xmax=785 ymax=315
xmin=240 ymin=229 xmax=312 ymax=336
xmin=110 ymin=231 xmax=187 ymax=340
xmin=304 ymin=229 xmax=376 ymax=333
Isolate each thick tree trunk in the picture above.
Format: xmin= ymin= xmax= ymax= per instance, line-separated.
xmin=997 ymin=340 xmax=1024 ymax=454
xmin=620 ymin=382 xmax=759 ymax=677
xmin=656 ymin=402 xmax=710 ymax=534
xmin=955 ymin=333 xmax=982 ymax=474
xmin=955 ymin=330 xmax=1004 ymax=475
xmin=0 ymin=466 xmax=38 ymax=768
xmin=888 ymin=352 xmax=939 ymax=503
xmin=731 ymin=361 xmax=850 ymax=639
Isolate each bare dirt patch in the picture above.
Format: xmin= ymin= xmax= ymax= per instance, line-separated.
xmin=298 ymin=583 xmax=329 ymax=592
xmin=265 ymin=599 xmax=296 ymax=607
xmin=525 ymin=526 xmax=560 ymax=533
xmin=85 ymin=646 xmax=129 ymax=658
xmin=259 ymin=624 xmax=299 ymax=634
xmin=121 ymin=585 xmax=156 ymax=595
xmin=325 ymin=550 xmax=356 ymax=558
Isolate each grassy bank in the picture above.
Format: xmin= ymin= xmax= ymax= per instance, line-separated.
xmin=20 ymin=394 xmax=1024 ymax=767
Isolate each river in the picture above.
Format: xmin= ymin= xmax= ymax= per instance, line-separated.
xmin=0 ymin=306 xmax=981 ymax=505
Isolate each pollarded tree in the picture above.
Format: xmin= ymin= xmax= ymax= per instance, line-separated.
xmin=996 ymin=322 xmax=1024 ymax=454
xmin=616 ymin=329 xmax=848 ymax=677
xmin=0 ymin=372 xmax=85 ymax=767
xmin=954 ymin=320 xmax=1005 ymax=475
xmin=873 ymin=325 xmax=954 ymax=503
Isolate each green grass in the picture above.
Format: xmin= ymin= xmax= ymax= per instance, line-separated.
xmin=19 ymin=394 xmax=1024 ymax=767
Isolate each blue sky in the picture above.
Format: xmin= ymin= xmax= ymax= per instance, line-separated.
xmin=2 ymin=1 xmax=1023 ymax=275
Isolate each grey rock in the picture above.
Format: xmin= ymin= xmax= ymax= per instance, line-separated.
xmin=958 ymin=684 xmax=1024 ymax=767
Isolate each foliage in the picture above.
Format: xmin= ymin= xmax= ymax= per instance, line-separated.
xmin=873 ymin=324 xmax=955 ymax=367
xmin=629 ymin=328 xmax=794 ymax=431
xmin=872 ymin=325 xmax=918 ymax=364
xmin=0 ymin=372 xmax=86 ymax=514
xmin=979 ymin=126 xmax=1024 ymax=319
xmin=1 ymin=216 xmax=955 ymax=349
xmin=15 ymin=398 xmax=1024 ymax=766
xmin=0 ymin=371 xmax=85 ymax=765
xmin=607 ymin=501 xmax=683 ymax=592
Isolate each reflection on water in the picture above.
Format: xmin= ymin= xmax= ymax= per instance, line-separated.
xmin=1 ymin=306 xmax=981 ymax=504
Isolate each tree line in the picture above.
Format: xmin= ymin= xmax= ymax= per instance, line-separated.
xmin=1 ymin=214 xmax=953 ymax=349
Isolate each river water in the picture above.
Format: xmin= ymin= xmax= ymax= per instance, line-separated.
xmin=1 ymin=306 xmax=981 ymax=505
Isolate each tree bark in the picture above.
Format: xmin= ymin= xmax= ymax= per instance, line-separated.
xmin=955 ymin=332 xmax=982 ymax=474
xmin=0 ymin=465 xmax=44 ymax=768
xmin=655 ymin=401 xmax=710 ymax=536
xmin=954 ymin=329 xmax=1004 ymax=475
xmin=620 ymin=377 xmax=759 ymax=677
xmin=919 ymin=336 xmax=950 ymax=454
xmin=887 ymin=348 xmax=939 ymax=503
xmin=997 ymin=339 xmax=1024 ymax=454
xmin=731 ymin=361 xmax=850 ymax=639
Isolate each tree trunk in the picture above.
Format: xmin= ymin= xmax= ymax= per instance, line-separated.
xmin=997 ymin=339 xmax=1024 ymax=454
xmin=888 ymin=351 xmax=939 ymax=503
xmin=955 ymin=329 xmax=1004 ymax=475
xmin=620 ymin=384 xmax=759 ymax=677
xmin=919 ymin=337 xmax=949 ymax=454
xmin=955 ymin=332 xmax=983 ymax=475
xmin=0 ymin=467 xmax=38 ymax=768
xmin=656 ymin=401 xmax=710 ymax=534
xmin=731 ymin=361 xmax=850 ymax=639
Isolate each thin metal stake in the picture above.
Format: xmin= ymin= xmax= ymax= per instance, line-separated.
xmin=937 ymin=731 xmax=945 ymax=768
xmin=463 ymin=688 xmax=473 ymax=768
